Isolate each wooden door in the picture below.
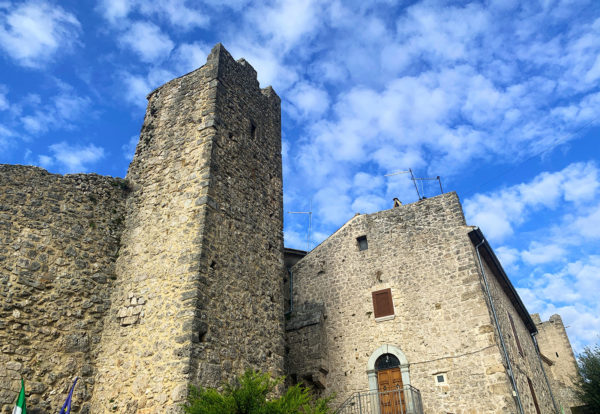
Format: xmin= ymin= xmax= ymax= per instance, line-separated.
xmin=377 ymin=368 xmax=406 ymax=413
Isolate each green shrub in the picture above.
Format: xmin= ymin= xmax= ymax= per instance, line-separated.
xmin=182 ymin=370 xmax=332 ymax=414
xmin=575 ymin=343 xmax=600 ymax=412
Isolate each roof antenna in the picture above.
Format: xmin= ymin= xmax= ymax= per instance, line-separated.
xmin=288 ymin=198 xmax=312 ymax=252
xmin=413 ymin=175 xmax=444 ymax=197
xmin=385 ymin=169 xmax=421 ymax=200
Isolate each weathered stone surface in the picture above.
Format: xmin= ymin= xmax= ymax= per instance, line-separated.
xmin=287 ymin=193 xmax=558 ymax=413
xmin=0 ymin=166 xmax=127 ymax=413
xmin=89 ymin=43 xmax=284 ymax=413
xmin=532 ymin=313 xmax=582 ymax=413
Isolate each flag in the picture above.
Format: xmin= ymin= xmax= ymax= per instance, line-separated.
xmin=59 ymin=377 xmax=78 ymax=414
xmin=12 ymin=378 xmax=26 ymax=414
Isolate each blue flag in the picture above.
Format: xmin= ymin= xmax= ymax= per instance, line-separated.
xmin=59 ymin=377 xmax=78 ymax=414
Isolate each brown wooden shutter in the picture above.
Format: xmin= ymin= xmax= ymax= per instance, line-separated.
xmin=372 ymin=288 xmax=394 ymax=318
xmin=527 ymin=377 xmax=541 ymax=414
xmin=508 ymin=312 xmax=524 ymax=356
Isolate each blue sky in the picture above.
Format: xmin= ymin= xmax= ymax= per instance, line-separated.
xmin=1 ymin=0 xmax=599 ymax=352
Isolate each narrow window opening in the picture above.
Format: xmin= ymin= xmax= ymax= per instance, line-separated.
xmin=556 ymin=352 xmax=559 ymax=358
xmin=250 ymin=121 xmax=257 ymax=139
xmin=357 ymin=235 xmax=368 ymax=251
xmin=527 ymin=377 xmax=541 ymax=414
xmin=508 ymin=312 xmax=524 ymax=356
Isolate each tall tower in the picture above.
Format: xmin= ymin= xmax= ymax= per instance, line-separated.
xmin=90 ymin=44 xmax=284 ymax=413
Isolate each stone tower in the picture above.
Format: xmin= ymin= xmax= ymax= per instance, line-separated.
xmin=90 ymin=44 xmax=284 ymax=413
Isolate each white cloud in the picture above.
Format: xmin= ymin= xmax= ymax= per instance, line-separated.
xmin=97 ymin=0 xmax=208 ymax=30
xmin=573 ymin=204 xmax=600 ymax=240
xmin=250 ymin=0 xmax=322 ymax=52
xmin=137 ymin=1 xmax=209 ymax=30
xmin=521 ymin=242 xmax=567 ymax=265
xmin=122 ymin=135 xmax=138 ymax=161
xmin=465 ymin=162 xmax=600 ymax=243
xmin=172 ymin=42 xmax=209 ymax=74
xmin=20 ymin=90 xmax=91 ymax=135
xmin=0 ymin=84 xmax=8 ymax=110
xmin=287 ymin=82 xmax=330 ymax=120
xmin=520 ymin=256 xmax=600 ymax=351
xmin=119 ymin=21 xmax=173 ymax=63
xmin=0 ymin=1 xmax=81 ymax=68
xmin=39 ymin=141 xmax=105 ymax=173
xmin=96 ymin=0 xmax=133 ymax=24
xmin=496 ymin=246 xmax=520 ymax=271
xmin=351 ymin=195 xmax=387 ymax=214
xmin=121 ymin=68 xmax=176 ymax=108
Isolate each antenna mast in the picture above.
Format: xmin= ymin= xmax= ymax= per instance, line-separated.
xmin=385 ymin=169 xmax=444 ymax=200
xmin=385 ymin=169 xmax=421 ymax=200
xmin=288 ymin=199 xmax=312 ymax=252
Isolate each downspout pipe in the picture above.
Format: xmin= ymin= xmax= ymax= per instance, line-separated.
xmin=474 ymin=237 xmax=525 ymax=414
xmin=532 ymin=332 xmax=560 ymax=413
xmin=284 ymin=267 xmax=293 ymax=316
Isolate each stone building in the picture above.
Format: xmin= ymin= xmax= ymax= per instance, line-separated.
xmin=532 ymin=314 xmax=581 ymax=413
xmin=285 ymin=193 xmax=582 ymax=413
xmin=0 ymin=44 xmax=580 ymax=413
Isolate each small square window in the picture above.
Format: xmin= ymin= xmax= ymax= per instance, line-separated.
xmin=434 ymin=373 xmax=447 ymax=385
xmin=357 ymin=235 xmax=368 ymax=251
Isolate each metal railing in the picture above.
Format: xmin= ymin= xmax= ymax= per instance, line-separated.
xmin=336 ymin=386 xmax=423 ymax=414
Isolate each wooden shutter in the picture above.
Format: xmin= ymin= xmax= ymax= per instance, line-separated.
xmin=372 ymin=288 xmax=394 ymax=318
xmin=508 ymin=312 xmax=524 ymax=356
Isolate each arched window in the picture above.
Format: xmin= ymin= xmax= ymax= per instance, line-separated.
xmin=375 ymin=353 xmax=400 ymax=371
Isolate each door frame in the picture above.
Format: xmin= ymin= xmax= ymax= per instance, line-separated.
xmin=366 ymin=344 xmax=411 ymax=392
xmin=366 ymin=345 xmax=413 ymax=414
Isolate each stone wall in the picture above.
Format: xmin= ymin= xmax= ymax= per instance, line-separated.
xmin=285 ymin=303 xmax=328 ymax=390
xmin=477 ymin=246 xmax=557 ymax=413
xmin=532 ymin=313 xmax=581 ymax=413
xmin=288 ymin=192 xmax=521 ymax=412
xmin=89 ymin=44 xmax=284 ymax=413
xmin=0 ymin=165 xmax=128 ymax=414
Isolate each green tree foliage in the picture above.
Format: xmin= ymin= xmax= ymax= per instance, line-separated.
xmin=575 ymin=343 xmax=600 ymax=411
xmin=182 ymin=370 xmax=332 ymax=414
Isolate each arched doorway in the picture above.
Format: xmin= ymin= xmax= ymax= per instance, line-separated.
xmin=367 ymin=345 xmax=412 ymax=414
xmin=375 ymin=354 xmax=405 ymax=413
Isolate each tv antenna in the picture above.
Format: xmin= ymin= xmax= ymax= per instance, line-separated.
xmin=385 ymin=169 xmax=444 ymax=200
xmin=288 ymin=199 xmax=312 ymax=252
xmin=385 ymin=169 xmax=421 ymax=200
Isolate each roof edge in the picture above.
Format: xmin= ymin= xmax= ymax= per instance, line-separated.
xmin=468 ymin=228 xmax=537 ymax=334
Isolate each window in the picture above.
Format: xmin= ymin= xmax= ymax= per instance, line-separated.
xmin=508 ymin=312 xmax=524 ymax=356
xmin=372 ymin=288 xmax=394 ymax=319
xmin=250 ymin=120 xmax=257 ymax=139
xmin=527 ymin=377 xmax=541 ymax=414
xmin=357 ymin=235 xmax=368 ymax=251
xmin=375 ymin=353 xmax=400 ymax=371
xmin=434 ymin=373 xmax=447 ymax=385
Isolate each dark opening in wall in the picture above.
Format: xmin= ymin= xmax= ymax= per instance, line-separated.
xmin=250 ymin=120 xmax=257 ymax=139
xmin=357 ymin=235 xmax=368 ymax=251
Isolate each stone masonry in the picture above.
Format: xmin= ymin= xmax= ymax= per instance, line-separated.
xmin=89 ymin=44 xmax=284 ymax=413
xmin=531 ymin=313 xmax=581 ymax=413
xmin=286 ymin=192 xmax=564 ymax=413
xmin=0 ymin=166 xmax=128 ymax=413
xmin=0 ymin=44 xmax=284 ymax=414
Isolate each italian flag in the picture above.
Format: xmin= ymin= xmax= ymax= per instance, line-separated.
xmin=12 ymin=378 xmax=26 ymax=414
